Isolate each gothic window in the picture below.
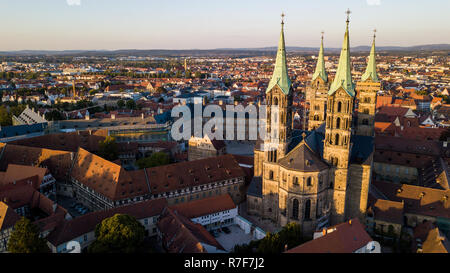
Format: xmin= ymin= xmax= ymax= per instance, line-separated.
xmin=314 ymin=105 xmax=320 ymax=111
xmin=306 ymin=177 xmax=312 ymax=186
xmin=364 ymin=97 xmax=371 ymax=103
xmin=336 ymin=117 xmax=341 ymax=129
xmin=314 ymin=115 xmax=319 ymax=121
xmin=269 ymin=170 xmax=274 ymax=180
xmin=293 ymin=177 xmax=299 ymax=185
xmin=292 ymin=199 xmax=299 ymax=220
xmin=335 ymin=134 xmax=340 ymax=145
xmin=363 ymin=108 xmax=369 ymax=114
xmin=337 ymin=101 xmax=342 ymax=112
xmin=274 ymin=97 xmax=279 ymax=106
xmin=304 ymin=199 xmax=311 ymax=220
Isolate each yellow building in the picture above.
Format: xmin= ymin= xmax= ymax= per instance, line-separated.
xmin=249 ymin=13 xmax=376 ymax=237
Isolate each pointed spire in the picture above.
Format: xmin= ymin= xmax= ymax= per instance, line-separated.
xmin=266 ymin=13 xmax=292 ymax=95
xmin=329 ymin=9 xmax=355 ymax=97
xmin=312 ymin=31 xmax=328 ymax=83
xmin=361 ymin=29 xmax=379 ymax=82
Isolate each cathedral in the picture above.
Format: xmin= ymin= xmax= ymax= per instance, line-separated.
xmin=249 ymin=12 xmax=381 ymax=236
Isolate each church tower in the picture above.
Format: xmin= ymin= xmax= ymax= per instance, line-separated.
xmin=307 ymin=32 xmax=330 ymax=131
xmin=356 ymin=30 xmax=380 ymax=137
xmin=323 ymin=10 xmax=355 ymax=225
xmin=264 ymin=13 xmax=293 ymax=162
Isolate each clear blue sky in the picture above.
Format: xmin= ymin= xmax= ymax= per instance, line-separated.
xmin=0 ymin=0 xmax=449 ymax=50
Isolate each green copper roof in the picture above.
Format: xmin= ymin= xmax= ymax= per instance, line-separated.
xmin=361 ymin=34 xmax=379 ymax=82
xmin=328 ymin=20 xmax=355 ymax=97
xmin=266 ymin=21 xmax=292 ymax=95
xmin=312 ymin=35 xmax=328 ymax=83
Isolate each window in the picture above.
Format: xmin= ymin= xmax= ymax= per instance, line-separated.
xmin=292 ymin=199 xmax=299 ymax=220
xmin=337 ymin=101 xmax=342 ymax=112
xmin=335 ymin=134 xmax=340 ymax=145
xmin=307 ymin=177 xmax=312 ymax=187
xmin=293 ymin=177 xmax=299 ymax=185
xmin=304 ymin=200 xmax=311 ymax=220
xmin=269 ymin=170 xmax=274 ymax=180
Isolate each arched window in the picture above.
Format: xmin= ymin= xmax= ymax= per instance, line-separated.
xmin=363 ymin=108 xmax=369 ymax=114
xmin=337 ymin=101 xmax=342 ymax=112
xmin=314 ymin=115 xmax=319 ymax=121
xmin=274 ymin=97 xmax=279 ymax=106
xmin=364 ymin=97 xmax=371 ymax=103
xmin=292 ymin=199 xmax=299 ymax=220
xmin=307 ymin=177 xmax=312 ymax=186
xmin=336 ymin=117 xmax=341 ymax=129
xmin=293 ymin=177 xmax=299 ymax=185
xmin=335 ymin=134 xmax=340 ymax=145
xmin=304 ymin=199 xmax=311 ymax=220
xmin=269 ymin=170 xmax=274 ymax=180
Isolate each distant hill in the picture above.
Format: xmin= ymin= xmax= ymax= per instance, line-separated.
xmin=0 ymin=44 xmax=449 ymax=57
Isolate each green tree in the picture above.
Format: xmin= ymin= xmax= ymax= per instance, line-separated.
xmin=7 ymin=217 xmax=50 ymax=253
xmin=117 ymin=99 xmax=125 ymax=109
xmin=98 ymin=136 xmax=119 ymax=161
xmin=156 ymin=86 xmax=167 ymax=94
xmin=126 ymin=99 xmax=136 ymax=110
xmin=45 ymin=110 xmax=65 ymax=121
xmin=0 ymin=105 xmax=12 ymax=126
xmin=136 ymin=152 xmax=170 ymax=169
xmin=88 ymin=214 xmax=145 ymax=253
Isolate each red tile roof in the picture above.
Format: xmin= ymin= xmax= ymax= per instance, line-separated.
xmin=170 ymin=194 xmax=236 ymax=219
xmin=157 ymin=207 xmax=225 ymax=253
xmin=285 ymin=219 xmax=373 ymax=253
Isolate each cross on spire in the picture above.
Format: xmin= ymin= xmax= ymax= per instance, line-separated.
xmin=321 ymin=31 xmax=325 ymax=41
xmin=373 ymin=28 xmax=377 ymax=39
xmin=346 ymin=8 xmax=351 ymax=24
xmin=281 ymin=12 xmax=285 ymax=24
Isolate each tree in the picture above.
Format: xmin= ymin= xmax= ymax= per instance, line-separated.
xmin=45 ymin=110 xmax=64 ymax=121
xmin=126 ymin=99 xmax=136 ymax=110
xmin=117 ymin=99 xmax=125 ymax=109
xmin=0 ymin=105 xmax=12 ymax=126
xmin=88 ymin=214 xmax=145 ymax=253
xmin=156 ymin=86 xmax=167 ymax=94
xmin=233 ymin=222 xmax=304 ymax=254
xmin=98 ymin=136 xmax=119 ymax=161
xmin=136 ymin=152 xmax=170 ymax=169
xmin=7 ymin=217 xmax=50 ymax=253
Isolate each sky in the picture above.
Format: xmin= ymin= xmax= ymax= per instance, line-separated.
xmin=0 ymin=0 xmax=449 ymax=51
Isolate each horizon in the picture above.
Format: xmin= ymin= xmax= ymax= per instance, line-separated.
xmin=0 ymin=0 xmax=449 ymax=51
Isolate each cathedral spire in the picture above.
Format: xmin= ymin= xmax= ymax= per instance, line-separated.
xmin=266 ymin=13 xmax=292 ymax=95
xmin=329 ymin=9 xmax=355 ymax=97
xmin=312 ymin=31 xmax=328 ymax=83
xmin=361 ymin=29 xmax=379 ymax=82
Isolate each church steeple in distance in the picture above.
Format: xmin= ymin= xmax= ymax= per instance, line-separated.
xmin=361 ymin=29 xmax=379 ymax=82
xmin=329 ymin=9 xmax=355 ymax=97
xmin=266 ymin=13 xmax=292 ymax=96
xmin=312 ymin=31 xmax=328 ymax=83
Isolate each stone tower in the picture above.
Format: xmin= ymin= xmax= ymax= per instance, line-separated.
xmin=258 ymin=14 xmax=294 ymax=221
xmin=323 ymin=10 xmax=355 ymax=225
xmin=307 ymin=32 xmax=330 ymax=131
xmin=356 ymin=30 xmax=380 ymax=137
xmin=263 ymin=13 xmax=293 ymax=162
